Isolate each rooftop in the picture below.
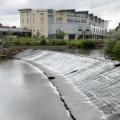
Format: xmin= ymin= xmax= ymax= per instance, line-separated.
xmin=57 ymin=9 xmax=75 ymax=12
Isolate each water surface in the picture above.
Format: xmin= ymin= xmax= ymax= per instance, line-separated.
xmin=0 ymin=60 xmax=71 ymax=120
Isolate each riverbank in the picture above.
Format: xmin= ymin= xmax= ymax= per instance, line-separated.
xmin=0 ymin=45 xmax=104 ymax=59
xmin=0 ymin=47 xmax=25 ymax=59
xmin=105 ymin=31 xmax=120 ymax=61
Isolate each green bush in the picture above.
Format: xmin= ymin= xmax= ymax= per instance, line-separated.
xmin=25 ymin=42 xmax=32 ymax=46
xmin=66 ymin=40 xmax=82 ymax=48
xmin=112 ymin=41 xmax=120 ymax=60
xmin=48 ymin=40 xmax=67 ymax=46
xmin=40 ymin=39 xmax=48 ymax=45
xmin=66 ymin=40 xmax=95 ymax=49
xmin=55 ymin=30 xmax=65 ymax=39
xmin=55 ymin=40 xmax=66 ymax=46
xmin=111 ymin=31 xmax=120 ymax=41
xmin=105 ymin=31 xmax=120 ymax=60
xmin=14 ymin=41 xmax=20 ymax=45
xmin=105 ymin=40 xmax=117 ymax=55
xmin=81 ymin=40 xmax=95 ymax=49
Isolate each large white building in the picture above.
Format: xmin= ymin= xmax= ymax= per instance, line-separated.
xmin=19 ymin=9 xmax=109 ymax=39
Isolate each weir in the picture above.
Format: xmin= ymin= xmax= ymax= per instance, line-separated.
xmin=15 ymin=49 xmax=120 ymax=120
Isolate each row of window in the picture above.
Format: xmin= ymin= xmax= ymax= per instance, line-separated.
xmin=22 ymin=17 xmax=45 ymax=24
xmin=55 ymin=17 xmax=87 ymax=24
xmin=91 ymin=27 xmax=105 ymax=33
xmin=67 ymin=18 xmax=87 ymax=23
xmin=22 ymin=12 xmax=45 ymax=16
xmin=78 ymin=28 xmax=105 ymax=34
xmin=67 ymin=13 xmax=88 ymax=18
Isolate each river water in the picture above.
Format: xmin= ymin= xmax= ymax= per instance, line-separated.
xmin=0 ymin=59 xmax=72 ymax=120
xmin=1 ymin=49 xmax=120 ymax=120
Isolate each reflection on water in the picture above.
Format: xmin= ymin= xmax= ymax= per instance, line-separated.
xmin=42 ymin=48 xmax=106 ymax=59
xmin=64 ymin=49 xmax=105 ymax=58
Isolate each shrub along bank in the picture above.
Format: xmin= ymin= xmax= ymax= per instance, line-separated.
xmin=105 ymin=31 xmax=120 ymax=61
xmin=8 ymin=37 xmax=100 ymax=50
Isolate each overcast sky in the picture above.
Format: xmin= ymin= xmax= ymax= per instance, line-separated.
xmin=0 ymin=0 xmax=120 ymax=29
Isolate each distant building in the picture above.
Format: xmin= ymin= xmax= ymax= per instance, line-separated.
xmin=19 ymin=9 xmax=109 ymax=39
xmin=0 ymin=23 xmax=31 ymax=36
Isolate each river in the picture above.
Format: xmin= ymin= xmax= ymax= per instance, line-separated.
xmin=1 ymin=49 xmax=120 ymax=120
xmin=0 ymin=59 xmax=72 ymax=120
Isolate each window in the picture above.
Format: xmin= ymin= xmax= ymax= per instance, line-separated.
xmin=86 ymin=29 xmax=89 ymax=32
xmin=40 ymin=13 xmax=44 ymax=15
xmin=74 ymin=19 xmax=80 ymax=23
xmin=33 ymin=18 xmax=35 ymax=24
xmin=78 ymin=29 xmax=82 ymax=31
xmin=93 ymin=28 xmax=95 ymax=32
xmin=27 ymin=13 xmax=29 ymax=16
xmin=67 ymin=13 xmax=74 ymax=17
xmin=48 ymin=15 xmax=53 ymax=18
xmin=67 ymin=18 xmax=73 ymax=23
xmin=22 ymin=19 xmax=24 ymax=24
xmin=40 ymin=25 xmax=44 ymax=33
xmin=27 ymin=17 xmax=29 ymax=24
xmin=81 ymin=18 xmax=86 ymax=23
xmin=56 ymin=17 xmax=62 ymax=23
xmin=40 ymin=17 xmax=44 ymax=24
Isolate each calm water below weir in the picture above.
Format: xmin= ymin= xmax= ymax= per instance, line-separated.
xmin=0 ymin=60 xmax=72 ymax=120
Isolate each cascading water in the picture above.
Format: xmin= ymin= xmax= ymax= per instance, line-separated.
xmin=15 ymin=49 xmax=120 ymax=120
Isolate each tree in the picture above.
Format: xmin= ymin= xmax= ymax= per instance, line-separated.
xmin=55 ymin=29 xmax=65 ymax=39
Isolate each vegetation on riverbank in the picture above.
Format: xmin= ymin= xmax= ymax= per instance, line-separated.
xmin=2 ymin=32 xmax=120 ymax=61
xmin=105 ymin=31 xmax=120 ymax=61
xmin=5 ymin=37 xmax=103 ymax=50
xmin=0 ymin=36 xmax=105 ymax=59
xmin=0 ymin=47 xmax=25 ymax=59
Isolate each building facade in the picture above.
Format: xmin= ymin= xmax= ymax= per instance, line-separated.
xmin=19 ymin=9 xmax=109 ymax=39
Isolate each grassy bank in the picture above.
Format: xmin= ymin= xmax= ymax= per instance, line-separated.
xmin=0 ymin=37 xmax=104 ymax=59
xmin=5 ymin=37 xmax=103 ymax=50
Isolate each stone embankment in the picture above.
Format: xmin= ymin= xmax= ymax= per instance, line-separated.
xmin=0 ymin=47 xmax=25 ymax=58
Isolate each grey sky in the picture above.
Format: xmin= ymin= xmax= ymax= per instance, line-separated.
xmin=0 ymin=0 xmax=120 ymax=29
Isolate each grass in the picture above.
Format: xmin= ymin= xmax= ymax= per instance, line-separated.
xmin=66 ymin=40 xmax=96 ymax=49
xmin=105 ymin=31 xmax=120 ymax=61
xmin=6 ymin=36 xmax=101 ymax=50
xmin=112 ymin=41 xmax=120 ymax=60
